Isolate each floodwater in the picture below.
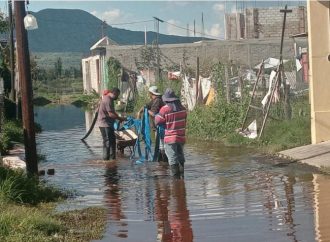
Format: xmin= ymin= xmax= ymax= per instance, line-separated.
xmin=34 ymin=105 xmax=330 ymax=242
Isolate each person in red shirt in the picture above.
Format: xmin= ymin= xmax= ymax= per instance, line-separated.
xmin=155 ymin=88 xmax=187 ymax=178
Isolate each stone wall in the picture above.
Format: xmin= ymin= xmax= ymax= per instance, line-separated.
xmin=105 ymin=38 xmax=301 ymax=73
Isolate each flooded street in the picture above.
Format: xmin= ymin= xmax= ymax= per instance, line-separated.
xmin=34 ymin=105 xmax=330 ymax=242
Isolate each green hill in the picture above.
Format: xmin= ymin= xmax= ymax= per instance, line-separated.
xmin=28 ymin=9 xmax=207 ymax=53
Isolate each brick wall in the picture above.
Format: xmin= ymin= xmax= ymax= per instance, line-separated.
xmin=105 ymin=38 xmax=301 ymax=72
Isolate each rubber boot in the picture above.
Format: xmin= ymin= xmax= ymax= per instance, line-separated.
xmin=161 ymin=149 xmax=168 ymax=163
xmin=178 ymin=162 xmax=184 ymax=179
xmin=103 ymin=147 xmax=110 ymax=160
xmin=157 ymin=150 xmax=163 ymax=162
xmin=170 ymin=164 xmax=180 ymax=179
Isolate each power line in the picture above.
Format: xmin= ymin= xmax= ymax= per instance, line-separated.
xmin=162 ymin=19 xmax=224 ymax=40
xmin=35 ymin=16 xmax=153 ymax=27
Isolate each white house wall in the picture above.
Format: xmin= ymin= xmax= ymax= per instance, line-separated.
xmin=82 ymin=55 xmax=101 ymax=94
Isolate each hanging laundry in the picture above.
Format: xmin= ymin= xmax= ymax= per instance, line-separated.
xmin=181 ymin=75 xmax=197 ymax=111
xmin=296 ymin=58 xmax=302 ymax=72
xmin=239 ymin=120 xmax=257 ymax=139
xmin=199 ymin=77 xmax=211 ymax=100
xmin=205 ymin=87 xmax=216 ymax=106
xmin=168 ymin=71 xmax=181 ymax=80
xmin=254 ymin=58 xmax=289 ymax=70
xmin=261 ymin=71 xmax=277 ymax=108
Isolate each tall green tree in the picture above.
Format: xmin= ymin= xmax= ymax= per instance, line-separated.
xmin=107 ymin=57 xmax=121 ymax=89
xmin=0 ymin=11 xmax=9 ymax=94
xmin=54 ymin=57 xmax=62 ymax=78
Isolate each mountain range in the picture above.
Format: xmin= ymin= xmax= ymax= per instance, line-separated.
xmin=28 ymin=9 xmax=207 ymax=53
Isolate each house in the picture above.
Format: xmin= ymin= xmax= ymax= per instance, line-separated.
xmin=82 ymin=36 xmax=118 ymax=94
xmin=82 ymin=37 xmax=137 ymax=104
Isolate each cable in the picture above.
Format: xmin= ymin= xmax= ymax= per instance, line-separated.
xmin=35 ymin=16 xmax=153 ymax=28
xmin=162 ymin=19 xmax=224 ymax=40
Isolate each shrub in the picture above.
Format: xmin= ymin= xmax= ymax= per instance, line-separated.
xmin=0 ymin=120 xmax=23 ymax=154
xmin=0 ymin=167 xmax=66 ymax=204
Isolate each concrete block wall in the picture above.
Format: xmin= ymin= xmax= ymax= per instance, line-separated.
xmin=226 ymin=6 xmax=307 ymax=40
xmin=105 ymin=39 xmax=298 ymax=73
xmin=255 ymin=7 xmax=306 ymax=38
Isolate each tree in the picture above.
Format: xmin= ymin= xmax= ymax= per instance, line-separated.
xmin=136 ymin=46 xmax=157 ymax=69
xmin=30 ymin=55 xmax=39 ymax=82
xmin=54 ymin=57 xmax=62 ymax=78
xmin=0 ymin=11 xmax=8 ymax=33
xmin=0 ymin=11 xmax=10 ymax=94
xmin=107 ymin=57 xmax=121 ymax=89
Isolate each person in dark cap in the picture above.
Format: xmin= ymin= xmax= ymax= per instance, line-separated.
xmin=155 ymin=88 xmax=187 ymax=178
xmin=97 ymin=87 xmax=126 ymax=161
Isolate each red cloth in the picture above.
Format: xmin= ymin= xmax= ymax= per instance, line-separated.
xmin=103 ymin=89 xmax=110 ymax=96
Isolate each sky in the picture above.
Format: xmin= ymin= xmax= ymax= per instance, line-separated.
xmin=1 ymin=1 xmax=306 ymax=39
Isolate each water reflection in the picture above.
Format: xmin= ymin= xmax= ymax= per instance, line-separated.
xmin=313 ymin=174 xmax=330 ymax=242
xmin=154 ymin=165 xmax=193 ymax=242
xmin=34 ymin=105 xmax=330 ymax=242
xmin=104 ymin=161 xmax=127 ymax=238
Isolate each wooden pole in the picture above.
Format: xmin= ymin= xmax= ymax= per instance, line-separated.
xmin=225 ymin=65 xmax=230 ymax=104
xmin=238 ymin=67 xmax=244 ymax=101
xmin=241 ymin=60 xmax=264 ymax=130
xmin=8 ymin=0 xmax=16 ymax=103
xmin=196 ymin=56 xmax=199 ymax=104
xmin=14 ymin=1 xmax=38 ymax=176
xmin=258 ymin=65 xmax=281 ymax=139
xmin=279 ymin=5 xmax=292 ymax=120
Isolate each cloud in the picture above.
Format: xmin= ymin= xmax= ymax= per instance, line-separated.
xmin=205 ymin=24 xmax=222 ymax=39
xmin=166 ymin=1 xmax=190 ymax=7
xmin=166 ymin=19 xmax=186 ymax=36
xmin=231 ymin=5 xmax=237 ymax=13
xmin=213 ymin=3 xmax=225 ymax=12
xmin=91 ymin=9 xmax=124 ymax=23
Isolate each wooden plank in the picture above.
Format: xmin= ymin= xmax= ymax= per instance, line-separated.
xmin=278 ymin=141 xmax=330 ymax=168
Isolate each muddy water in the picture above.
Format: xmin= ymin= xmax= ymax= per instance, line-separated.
xmin=34 ymin=105 xmax=330 ymax=242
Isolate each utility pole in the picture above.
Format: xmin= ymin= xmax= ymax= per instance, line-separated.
xmin=153 ymin=17 xmax=163 ymax=47
xmin=194 ymin=19 xmax=196 ymax=37
xmin=196 ymin=56 xmax=199 ymax=104
xmin=280 ymin=5 xmax=292 ymax=120
xmin=201 ymin=12 xmax=205 ymax=39
xmin=8 ymin=0 xmax=15 ymax=102
xmin=153 ymin=17 xmax=163 ymax=81
xmin=101 ymin=20 xmax=107 ymax=38
xmin=279 ymin=5 xmax=292 ymax=61
xmin=14 ymin=1 xmax=38 ymax=176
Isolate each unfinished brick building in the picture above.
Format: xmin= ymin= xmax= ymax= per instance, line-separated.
xmin=225 ymin=6 xmax=307 ymax=40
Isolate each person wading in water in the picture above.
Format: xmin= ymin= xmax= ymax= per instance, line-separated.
xmin=137 ymin=86 xmax=168 ymax=163
xmin=97 ymin=87 xmax=126 ymax=161
xmin=155 ymin=88 xmax=187 ymax=178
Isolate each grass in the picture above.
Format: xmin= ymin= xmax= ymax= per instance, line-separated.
xmin=0 ymin=166 xmax=107 ymax=241
xmin=0 ymin=119 xmax=42 ymax=155
xmin=187 ymin=94 xmax=311 ymax=154
xmin=0 ymin=203 xmax=107 ymax=242
xmin=0 ymin=120 xmax=23 ymax=155
xmin=0 ymin=166 xmax=66 ymax=205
